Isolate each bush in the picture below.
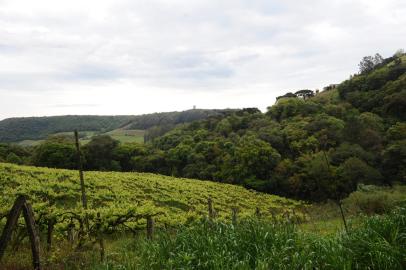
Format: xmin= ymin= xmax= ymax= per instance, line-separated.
xmin=343 ymin=185 xmax=406 ymax=215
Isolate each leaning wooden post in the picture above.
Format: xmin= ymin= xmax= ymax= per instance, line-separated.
xmin=0 ymin=196 xmax=41 ymax=270
xmin=208 ymin=197 xmax=214 ymax=220
xmin=22 ymin=202 xmax=41 ymax=270
xmin=146 ymin=216 xmax=154 ymax=240
xmin=0 ymin=196 xmax=26 ymax=260
xmin=337 ymin=201 xmax=348 ymax=233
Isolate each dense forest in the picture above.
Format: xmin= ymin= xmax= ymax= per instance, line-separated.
xmin=1 ymin=52 xmax=405 ymax=202
xmin=0 ymin=115 xmax=134 ymax=142
xmin=0 ymin=109 xmax=231 ymax=142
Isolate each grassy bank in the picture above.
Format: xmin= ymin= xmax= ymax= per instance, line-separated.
xmin=1 ymin=206 xmax=405 ymax=269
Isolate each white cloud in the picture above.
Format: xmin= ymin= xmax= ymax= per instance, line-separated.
xmin=0 ymin=0 xmax=405 ymax=119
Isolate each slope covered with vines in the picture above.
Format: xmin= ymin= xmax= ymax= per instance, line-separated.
xmin=0 ymin=163 xmax=304 ymax=236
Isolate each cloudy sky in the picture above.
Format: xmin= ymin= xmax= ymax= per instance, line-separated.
xmin=0 ymin=0 xmax=405 ymax=120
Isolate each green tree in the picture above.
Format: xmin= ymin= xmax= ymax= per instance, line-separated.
xmin=32 ymin=138 xmax=77 ymax=169
xmin=382 ymin=140 xmax=406 ymax=184
xmin=336 ymin=157 xmax=382 ymax=185
xmin=386 ymin=122 xmax=406 ymax=141
xmin=83 ymin=135 xmax=120 ymax=171
xmin=6 ymin=152 xmax=23 ymax=165
xmin=113 ymin=143 xmax=147 ymax=171
xmin=359 ymin=56 xmax=375 ymax=74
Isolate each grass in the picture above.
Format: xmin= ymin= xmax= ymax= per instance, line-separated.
xmin=15 ymin=139 xmax=44 ymax=146
xmin=300 ymin=185 xmax=406 ymax=235
xmin=123 ymin=207 xmax=406 ymax=270
xmin=2 ymin=207 xmax=405 ymax=269
xmin=105 ymin=129 xmax=145 ymax=143
xmin=14 ymin=129 xmax=145 ymax=146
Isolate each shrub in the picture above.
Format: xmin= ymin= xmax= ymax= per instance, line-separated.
xmin=343 ymin=185 xmax=406 ymax=215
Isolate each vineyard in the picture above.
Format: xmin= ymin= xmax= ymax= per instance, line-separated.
xmin=1 ymin=163 xmax=405 ymax=269
xmin=0 ymin=163 xmax=304 ymax=241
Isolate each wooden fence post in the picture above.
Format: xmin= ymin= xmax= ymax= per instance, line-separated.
xmin=338 ymin=201 xmax=348 ymax=233
xmin=77 ymin=219 xmax=86 ymax=247
xmin=231 ymin=207 xmax=238 ymax=225
xmin=67 ymin=221 xmax=75 ymax=245
xmin=255 ymin=207 xmax=261 ymax=219
xmin=74 ymin=130 xmax=88 ymax=211
xmin=47 ymin=218 xmax=55 ymax=252
xmin=208 ymin=197 xmax=214 ymax=220
xmin=74 ymin=130 xmax=89 ymax=234
xmin=95 ymin=213 xmax=105 ymax=261
xmin=0 ymin=196 xmax=41 ymax=270
xmin=146 ymin=216 xmax=154 ymax=240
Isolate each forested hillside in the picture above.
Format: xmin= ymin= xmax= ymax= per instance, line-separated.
xmin=1 ymin=52 xmax=405 ymax=202
xmin=125 ymin=109 xmax=234 ymax=130
xmin=0 ymin=109 xmax=230 ymax=143
xmin=0 ymin=115 xmax=135 ymax=142
xmin=139 ymin=53 xmax=405 ymax=201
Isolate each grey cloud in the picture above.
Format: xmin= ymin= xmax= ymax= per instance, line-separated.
xmin=0 ymin=0 xmax=405 ymax=118
xmin=0 ymin=44 xmax=19 ymax=53
xmin=50 ymin=104 xmax=100 ymax=108
xmin=61 ymin=64 xmax=124 ymax=81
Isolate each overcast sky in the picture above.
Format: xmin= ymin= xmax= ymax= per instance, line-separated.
xmin=0 ymin=0 xmax=405 ymax=120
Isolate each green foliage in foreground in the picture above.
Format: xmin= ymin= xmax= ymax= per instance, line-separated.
xmin=107 ymin=207 xmax=406 ymax=270
xmin=49 ymin=207 xmax=405 ymax=270
xmin=1 ymin=208 xmax=405 ymax=269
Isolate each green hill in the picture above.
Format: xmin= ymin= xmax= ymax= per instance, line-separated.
xmin=0 ymin=115 xmax=135 ymax=143
xmin=130 ymin=52 xmax=405 ymax=201
xmin=124 ymin=109 xmax=235 ymax=130
xmin=0 ymin=163 xmax=303 ymax=228
xmin=0 ymin=109 xmax=232 ymax=143
xmin=1 ymin=53 xmax=404 ymax=204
